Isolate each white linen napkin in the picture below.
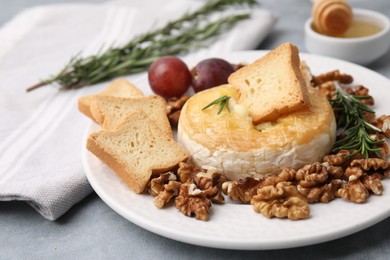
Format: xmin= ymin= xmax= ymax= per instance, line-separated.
xmin=0 ymin=0 xmax=276 ymax=220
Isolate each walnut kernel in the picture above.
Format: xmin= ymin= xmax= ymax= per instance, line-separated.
xmin=251 ymin=182 xmax=310 ymax=220
xmin=175 ymin=183 xmax=211 ymax=221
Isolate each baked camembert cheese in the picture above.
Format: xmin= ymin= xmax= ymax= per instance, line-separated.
xmin=178 ymin=43 xmax=336 ymax=181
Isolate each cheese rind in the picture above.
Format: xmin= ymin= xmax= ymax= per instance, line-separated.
xmin=178 ymin=85 xmax=336 ymax=180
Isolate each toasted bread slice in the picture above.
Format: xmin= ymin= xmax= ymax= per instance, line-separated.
xmin=78 ymin=78 xmax=144 ymax=121
xmin=89 ymin=95 xmax=172 ymax=136
xmin=87 ymin=112 xmax=188 ymax=193
xmin=228 ymin=42 xmax=310 ymax=124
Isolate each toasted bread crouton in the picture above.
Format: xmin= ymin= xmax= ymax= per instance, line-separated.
xmin=89 ymin=95 xmax=171 ymax=136
xmin=78 ymin=78 xmax=143 ymax=121
xmin=228 ymin=42 xmax=310 ymax=124
xmin=87 ymin=112 xmax=188 ymax=193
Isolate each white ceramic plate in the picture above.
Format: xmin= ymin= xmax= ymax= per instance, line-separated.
xmin=82 ymin=51 xmax=390 ymax=250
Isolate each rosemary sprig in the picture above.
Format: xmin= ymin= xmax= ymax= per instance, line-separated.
xmin=330 ymin=82 xmax=384 ymax=158
xmin=26 ymin=0 xmax=256 ymax=92
xmin=202 ymin=95 xmax=231 ymax=114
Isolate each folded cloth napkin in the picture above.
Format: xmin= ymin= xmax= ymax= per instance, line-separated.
xmin=0 ymin=0 xmax=276 ymax=220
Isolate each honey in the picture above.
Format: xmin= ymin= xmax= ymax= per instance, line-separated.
xmin=313 ymin=19 xmax=382 ymax=38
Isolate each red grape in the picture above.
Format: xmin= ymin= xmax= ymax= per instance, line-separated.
xmin=191 ymin=58 xmax=235 ymax=93
xmin=148 ymin=56 xmax=192 ymax=99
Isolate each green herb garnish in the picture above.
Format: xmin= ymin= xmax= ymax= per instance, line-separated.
xmin=330 ymin=82 xmax=384 ymax=158
xmin=26 ymin=0 xmax=256 ymax=92
xmin=202 ymin=95 xmax=231 ymax=114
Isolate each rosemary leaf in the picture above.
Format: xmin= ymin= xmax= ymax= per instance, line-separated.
xmin=202 ymin=95 xmax=231 ymax=115
xmin=330 ymin=82 xmax=384 ymax=158
xmin=26 ymin=0 xmax=256 ymax=92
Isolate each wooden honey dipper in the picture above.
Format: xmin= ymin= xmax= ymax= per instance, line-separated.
xmin=312 ymin=0 xmax=352 ymax=35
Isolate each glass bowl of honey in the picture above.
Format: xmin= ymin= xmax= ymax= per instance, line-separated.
xmin=304 ymin=9 xmax=390 ymax=64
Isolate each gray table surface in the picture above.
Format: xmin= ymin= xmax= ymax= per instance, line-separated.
xmin=1 ymin=0 xmax=389 ymax=259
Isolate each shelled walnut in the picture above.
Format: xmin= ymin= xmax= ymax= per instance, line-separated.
xmin=294 ymin=162 xmax=342 ymax=203
xmin=146 ymin=155 xmax=389 ymax=221
xmin=311 ymin=70 xmax=353 ymax=86
xmin=350 ymin=158 xmax=388 ymax=171
xmin=297 ymin=179 xmax=343 ymax=203
xmin=195 ymin=169 xmax=226 ymax=204
xmin=263 ymin=168 xmax=297 ymax=185
xmin=148 ymin=172 xmax=177 ymax=196
xmin=251 ymin=182 xmax=310 ymax=220
xmin=344 ymin=166 xmax=364 ymax=180
xmin=177 ymin=161 xmax=201 ymax=183
xmin=154 ymin=181 xmax=182 ymax=208
xmin=166 ymin=95 xmax=190 ymax=127
xmin=322 ymin=150 xmax=353 ymax=168
xmin=338 ymin=179 xmax=369 ymax=203
xmin=147 ymin=172 xmax=181 ymax=208
xmin=175 ymin=183 xmax=212 ymax=221
xmin=172 ymin=161 xmax=226 ymax=219
xmin=338 ymin=158 xmax=389 ymax=203
xmin=361 ymin=174 xmax=383 ymax=195
xmin=295 ymin=162 xmax=328 ymax=188
xmin=222 ymin=177 xmax=263 ymax=203
xmin=322 ymin=162 xmax=344 ymax=179
xmin=370 ymin=115 xmax=390 ymax=138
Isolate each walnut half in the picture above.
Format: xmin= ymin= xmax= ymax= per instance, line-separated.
xmin=222 ymin=177 xmax=262 ymax=203
xmin=147 ymin=172 xmax=181 ymax=208
xmin=175 ymin=183 xmax=212 ymax=221
xmin=251 ymin=182 xmax=310 ymax=220
xmin=338 ymin=179 xmax=369 ymax=203
xmin=166 ymin=95 xmax=190 ymax=127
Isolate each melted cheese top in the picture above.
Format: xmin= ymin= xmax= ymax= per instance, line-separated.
xmin=179 ymin=84 xmax=335 ymax=152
